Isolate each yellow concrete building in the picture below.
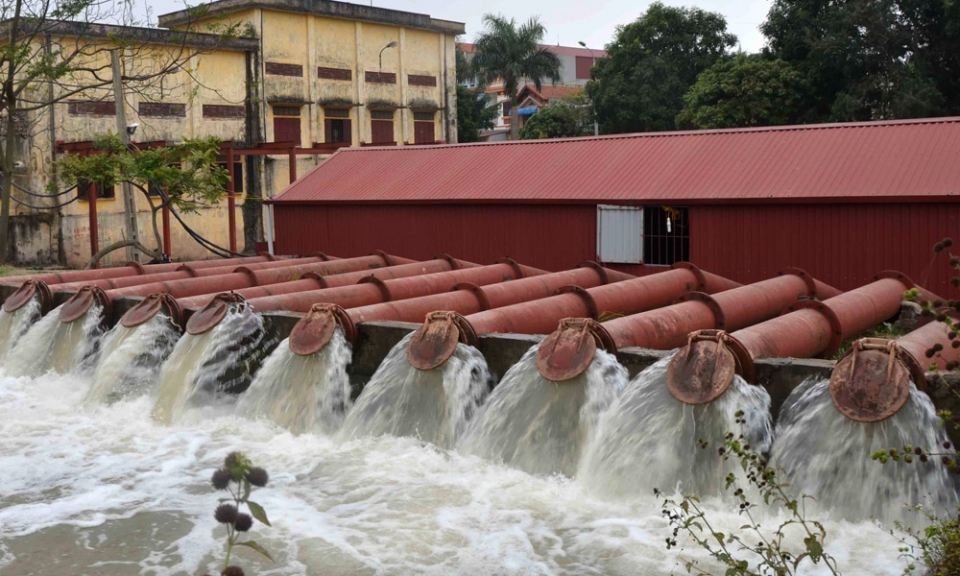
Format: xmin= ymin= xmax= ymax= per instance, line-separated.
xmin=8 ymin=1 xmax=463 ymax=267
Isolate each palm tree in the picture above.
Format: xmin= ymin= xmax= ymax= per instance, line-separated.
xmin=473 ymin=14 xmax=562 ymax=140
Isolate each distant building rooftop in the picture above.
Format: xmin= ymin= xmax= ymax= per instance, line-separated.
xmin=159 ymin=0 xmax=465 ymax=35
xmin=272 ymin=117 xmax=960 ymax=205
xmin=459 ymin=42 xmax=606 ymax=58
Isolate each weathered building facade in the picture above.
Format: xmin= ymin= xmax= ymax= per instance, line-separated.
xmin=7 ymin=0 xmax=463 ymax=267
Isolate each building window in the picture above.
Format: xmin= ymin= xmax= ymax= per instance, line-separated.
xmin=272 ymin=105 xmax=301 ymax=145
xmin=370 ymin=110 xmax=395 ymax=144
xmin=575 ymin=56 xmax=595 ymax=80
xmin=324 ymin=108 xmax=352 ymax=144
xmin=413 ymin=111 xmax=435 ymax=144
xmin=597 ymin=205 xmax=642 ymax=264
xmin=644 ymin=206 xmax=689 ymax=266
xmin=77 ymin=180 xmax=115 ymax=200
xmin=597 ymin=205 xmax=689 ymax=265
xmin=502 ymin=102 xmax=512 ymax=117
xmin=216 ymin=161 xmax=245 ymax=195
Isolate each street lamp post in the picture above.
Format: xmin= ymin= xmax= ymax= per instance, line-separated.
xmin=578 ymin=41 xmax=599 ymax=136
xmin=379 ymin=40 xmax=398 ymax=72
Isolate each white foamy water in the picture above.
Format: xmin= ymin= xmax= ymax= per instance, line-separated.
xmin=0 ymin=297 xmax=41 ymax=356
xmin=236 ymin=329 xmax=353 ymax=435
xmin=340 ymin=332 xmax=491 ymax=449
xmin=459 ymin=343 xmax=628 ymax=477
xmin=579 ymin=354 xmax=773 ymax=498
xmin=771 ymin=378 xmax=960 ymax=528
xmin=85 ymin=314 xmax=182 ymax=404
xmin=152 ymin=307 xmax=268 ymax=425
xmin=0 ymin=362 xmax=914 ymax=575
xmin=3 ymin=304 xmax=104 ymax=377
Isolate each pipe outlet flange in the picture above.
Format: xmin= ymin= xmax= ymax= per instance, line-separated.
xmin=60 ymin=285 xmax=111 ymax=324
xmin=666 ymin=329 xmax=755 ymax=405
xmin=288 ymin=303 xmax=357 ymax=356
xmin=121 ymin=293 xmax=185 ymax=330
xmin=406 ymin=311 xmax=478 ymax=371
xmin=2 ymin=279 xmax=53 ymax=315
xmin=186 ymin=292 xmax=246 ymax=335
xmin=536 ymin=317 xmax=617 ymax=382
xmin=829 ymin=338 xmax=923 ymax=423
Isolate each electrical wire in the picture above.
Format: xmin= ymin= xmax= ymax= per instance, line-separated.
xmin=12 ymin=194 xmax=79 ymax=209
xmin=13 ymin=181 xmax=77 ymax=197
xmin=154 ymin=185 xmax=245 ymax=258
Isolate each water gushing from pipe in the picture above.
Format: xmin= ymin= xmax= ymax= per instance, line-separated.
xmin=3 ymin=304 xmax=104 ymax=377
xmin=236 ymin=329 xmax=353 ymax=435
xmin=84 ymin=313 xmax=182 ymax=404
xmin=579 ymin=354 xmax=773 ymax=498
xmin=459 ymin=343 xmax=628 ymax=477
xmin=771 ymin=379 xmax=960 ymax=528
xmin=151 ymin=306 xmax=269 ymax=425
xmin=340 ymin=332 xmax=491 ymax=448
xmin=0 ymin=297 xmax=41 ymax=356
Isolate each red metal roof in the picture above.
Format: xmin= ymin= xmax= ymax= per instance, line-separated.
xmin=273 ymin=117 xmax=960 ymax=205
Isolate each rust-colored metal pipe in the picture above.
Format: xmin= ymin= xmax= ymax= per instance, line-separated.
xmin=535 ymin=269 xmax=841 ymax=382
xmin=286 ymin=262 xmax=632 ymax=356
xmin=121 ymin=257 xmax=471 ymax=330
xmin=57 ymin=253 xmax=406 ymax=324
xmin=405 ymin=263 xmax=740 ymax=371
xmin=185 ymin=260 xmax=537 ymax=336
xmin=0 ymin=255 xmax=274 ymax=287
xmin=829 ymin=311 xmax=960 ymax=423
xmin=663 ymin=272 xmax=926 ymax=409
xmin=175 ymin=257 xmax=471 ymax=310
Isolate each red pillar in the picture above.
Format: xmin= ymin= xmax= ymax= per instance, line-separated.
xmin=226 ymin=143 xmax=237 ymax=253
xmin=288 ymin=146 xmax=297 ymax=183
xmin=87 ymin=183 xmax=99 ymax=269
xmin=161 ymin=202 xmax=172 ymax=257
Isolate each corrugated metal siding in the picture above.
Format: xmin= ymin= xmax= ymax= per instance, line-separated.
xmin=273 ymin=117 xmax=960 ymax=204
xmin=597 ymin=205 xmax=642 ymax=263
xmin=274 ymin=204 xmax=600 ymax=272
xmin=691 ymin=203 xmax=960 ymax=295
xmin=275 ymin=202 xmax=960 ymax=295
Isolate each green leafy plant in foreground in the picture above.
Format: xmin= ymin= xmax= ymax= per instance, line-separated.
xmin=656 ymin=410 xmax=841 ymax=575
xmin=204 ymin=452 xmax=273 ymax=576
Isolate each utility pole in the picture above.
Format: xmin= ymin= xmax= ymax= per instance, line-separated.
xmin=111 ymin=49 xmax=141 ymax=262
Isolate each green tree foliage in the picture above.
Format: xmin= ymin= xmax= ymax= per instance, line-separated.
xmin=520 ymin=92 xmax=594 ymax=139
xmin=472 ymin=14 xmax=561 ymax=140
xmin=761 ymin=0 xmax=960 ymax=122
xmin=677 ymin=55 xmax=809 ymax=129
xmin=455 ymin=44 xmax=497 ymax=143
xmin=55 ymin=134 xmax=228 ymax=265
xmin=586 ymin=2 xmax=736 ymax=134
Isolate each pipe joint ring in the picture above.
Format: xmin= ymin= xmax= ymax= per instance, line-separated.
xmin=677 ymin=291 xmax=726 ymax=329
xmin=434 ymin=253 xmax=462 ymax=270
xmin=556 ymin=285 xmax=599 ymax=320
xmin=671 ymin=261 xmax=707 ymax=291
xmin=495 ymin=257 xmax=525 ymax=279
xmin=126 ymin=261 xmax=146 ymax=275
xmin=358 ymin=275 xmax=392 ymax=301
xmin=370 ymin=249 xmax=394 ymax=266
xmin=778 ymin=267 xmax=818 ymax=298
xmin=786 ymin=299 xmax=845 ymax=358
xmin=575 ymin=260 xmax=609 ymax=284
xmin=453 ymin=282 xmax=491 ymax=310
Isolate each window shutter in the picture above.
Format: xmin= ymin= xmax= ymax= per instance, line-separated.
xmin=324 ymin=119 xmax=333 ymax=142
xmin=597 ymin=205 xmax=643 ymax=264
xmin=342 ymin=119 xmax=352 ymax=143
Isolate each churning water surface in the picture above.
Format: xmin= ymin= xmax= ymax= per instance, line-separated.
xmin=0 ymin=364 xmax=912 ymax=576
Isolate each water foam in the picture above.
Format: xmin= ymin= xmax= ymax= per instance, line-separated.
xmin=84 ymin=313 xmax=182 ymax=404
xmin=0 ymin=296 xmax=41 ymax=356
xmin=771 ymin=378 xmax=960 ymax=528
xmin=579 ymin=354 xmax=773 ymax=499
xmin=152 ymin=306 xmax=271 ymax=425
xmin=340 ymin=332 xmax=491 ymax=449
xmin=3 ymin=304 xmax=104 ymax=377
xmin=236 ymin=329 xmax=353 ymax=435
xmin=459 ymin=342 xmax=628 ymax=477
xmin=0 ymin=365 xmax=911 ymax=575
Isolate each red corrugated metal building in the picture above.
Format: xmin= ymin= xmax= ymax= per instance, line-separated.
xmin=268 ymin=117 xmax=960 ymax=293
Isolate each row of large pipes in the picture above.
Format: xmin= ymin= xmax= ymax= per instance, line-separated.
xmin=404 ymin=263 xmax=742 ymax=370
xmin=2 ymin=251 xmax=954 ymax=426
xmin=662 ymin=272 xmax=949 ymax=422
xmin=535 ymin=268 xmax=842 ymax=382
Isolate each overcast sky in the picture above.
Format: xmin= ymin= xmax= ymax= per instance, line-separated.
xmin=146 ymin=0 xmax=774 ymax=53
